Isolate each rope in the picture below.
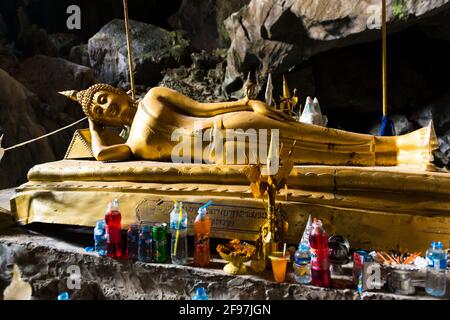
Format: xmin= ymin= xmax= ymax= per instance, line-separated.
xmin=4 ymin=117 xmax=87 ymax=152
xmin=382 ymin=0 xmax=388 ymax=116
xmin=123 ymin=0 xmax=136 ymax=102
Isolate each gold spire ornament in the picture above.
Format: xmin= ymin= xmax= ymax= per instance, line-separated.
xmin=265 ymin=73 xmax=274 ymax=107
xmin=278 ymin=75 xmax=298 ymax=117
xmin=243 ymin=72 xmax=257 ymax=100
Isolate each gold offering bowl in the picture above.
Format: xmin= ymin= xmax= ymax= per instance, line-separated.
xmin=216 ymin=240 xmax=256 ymax=275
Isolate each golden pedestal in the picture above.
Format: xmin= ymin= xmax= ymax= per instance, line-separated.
xmin=11 ymin=158 xmax=450 ymax=252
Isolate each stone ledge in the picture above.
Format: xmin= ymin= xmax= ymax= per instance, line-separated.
xmin=1 ymin=227 xmax=447 ymax=300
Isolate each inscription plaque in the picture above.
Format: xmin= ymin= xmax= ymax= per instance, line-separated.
xmin=135 ymin=199 xmax=267 ymax=240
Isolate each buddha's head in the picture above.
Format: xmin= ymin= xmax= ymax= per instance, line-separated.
xmin=59 ymin=84 xmax=136 ymax=127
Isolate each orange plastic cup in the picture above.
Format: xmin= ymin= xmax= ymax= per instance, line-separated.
xmin=269 ymin=252 xmax=290 ymax=283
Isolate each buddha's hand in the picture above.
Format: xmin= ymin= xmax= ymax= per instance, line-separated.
xmin=248 ymin=100 xmax=292 ymax=121
xmin=88 ymin=118 xmax=104 ymax=133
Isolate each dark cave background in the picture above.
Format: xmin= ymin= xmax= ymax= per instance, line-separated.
xmin=0 ymin=0 xmax=181 ymax=42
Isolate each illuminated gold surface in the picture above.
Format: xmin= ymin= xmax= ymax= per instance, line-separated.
xmin=12 ymin=160 xmax=450 ymax=251
xmin=61 ymin=85 xmax=439 ymax=169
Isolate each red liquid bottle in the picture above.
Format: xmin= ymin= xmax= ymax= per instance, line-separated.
xmin=194 ymin=206 xmax=211 ymax=267
xmin=105 ymin=199 xmax=123 ymax=258
xmin=309 ymin=219 xmax=331 ymax=287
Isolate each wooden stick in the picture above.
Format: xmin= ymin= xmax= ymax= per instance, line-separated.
xmin=403 ymin=255 xmax=416 ymax=265
xmin=377 ymin=252 xmax=390 ymax=264
xmin=382 ymin=0 xmax=388 ymax=116
xmin=123 ymin=0 xmax=136 ymax=102
xmin=382 ymin=251 xmax=397 ymax=264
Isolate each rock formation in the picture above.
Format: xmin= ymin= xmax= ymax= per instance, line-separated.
xmin=224 ymin=0 xmax=450 ymax=94
xmin=0 ymin=68 xmax=56 ymax=188
xmin=169 ymin=0 xmax=250 ymax=51
xmin=0 ymin=50 xmax=97 ymax=188
xmin=88 ymin=19 xmax=190 ymax=87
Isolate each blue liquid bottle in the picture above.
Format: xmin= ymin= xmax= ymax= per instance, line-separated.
xmin=138 ymin=223 xmax=153 ymax=263
xmin=425 ymin=241 xmax=448 ymax=297
xmin=94 ymin=220 xmax=107 ymax=256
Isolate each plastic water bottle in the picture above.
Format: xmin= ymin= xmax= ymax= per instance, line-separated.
xmin=425 ymin=241 xmax=447 ymax=297
xmin=293 ymin=215 xmax=312 ymax=284
xmin=94 ymin=220 xmax=107 ymax=256
xmin=126 ymin=223 xmax=140 ymax=260
xmin=170 ymin=202 xmax=188 ymax=265
xmin=192 ymin=287 xmax=209 ymax=300
xmin=309 ymin=219 xmax=331 ymax=287
xmin=105 ymin=199 xmax=123 ymax=258
xmin=293 ymin=244 xmax=311 ymax=284
xmin=194 ymin=205 xmax=212 ymax=267
xmin=138 ymin=223 xmax=153 ymax=263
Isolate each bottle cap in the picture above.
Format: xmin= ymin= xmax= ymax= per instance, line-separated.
xmin=129 ymin=223 xmax=140 ymax=230
xmin=435 ymin=242 xmax=444 ymax=250
xmin=297 ymin=243 xmax=309 ymax=251
xmin=141 ymin=223 xmax=152 ymax=233
xmin=95 ymin=220 xmax=105 ymax=229
xmin=108 ymin=198 xmax=120 ymax=211
xmin=198 ymin=207 xmax=206 ymax=217
xmin=195 ymin=287 xmax=207 ymax=298
xmin=57 ymin=292 xmax=70 ymax=300
xmin=312 ymin=219 xmax=323 ymax=227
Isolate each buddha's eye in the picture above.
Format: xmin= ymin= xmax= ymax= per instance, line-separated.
xmin=93 ymin=106 xmax=103 ymax=115
xmin=97 ymin=94 xmax=108 ymax=104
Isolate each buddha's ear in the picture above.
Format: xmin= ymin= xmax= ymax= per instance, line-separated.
xmin=59 ymin=90 xmax=79 ymax=102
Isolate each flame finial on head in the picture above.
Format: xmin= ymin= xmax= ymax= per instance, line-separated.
xmin=59 ymin=90 xmax=79 ymax=102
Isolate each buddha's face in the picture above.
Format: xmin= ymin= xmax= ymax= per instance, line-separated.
xmin=90 ymin=90 xmax=134 ymax=126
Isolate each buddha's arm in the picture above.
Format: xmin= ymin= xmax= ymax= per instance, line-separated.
xmin=147 ymin=87 xmax=290 ymax=120
xmin=88 ymin=119 xmax=132 ymax=161
xmin=147 ymin=87 xmax=251 ymax=117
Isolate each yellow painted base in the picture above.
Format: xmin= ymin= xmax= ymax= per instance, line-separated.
xmin=10 ymin=160 xmax=450 ymax=252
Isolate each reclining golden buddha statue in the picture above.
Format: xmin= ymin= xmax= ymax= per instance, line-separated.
xmin=60 ymin=83 xmax=438 ymax=170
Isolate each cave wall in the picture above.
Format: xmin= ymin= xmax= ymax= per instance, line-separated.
xmin=0 ymin=0 xmax=181 ymax=43
xmin=169 ymin=0 xmax=250 ymax=51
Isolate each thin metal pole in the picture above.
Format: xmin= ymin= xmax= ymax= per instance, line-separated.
xmin=382 ymin=0 xmax=388 ymax=116
xmin=123 ymin=0 xmax=136 ymax=102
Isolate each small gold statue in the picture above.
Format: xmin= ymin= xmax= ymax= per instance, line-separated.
xmin=243 ymin=137 xmax=296 ymax=268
